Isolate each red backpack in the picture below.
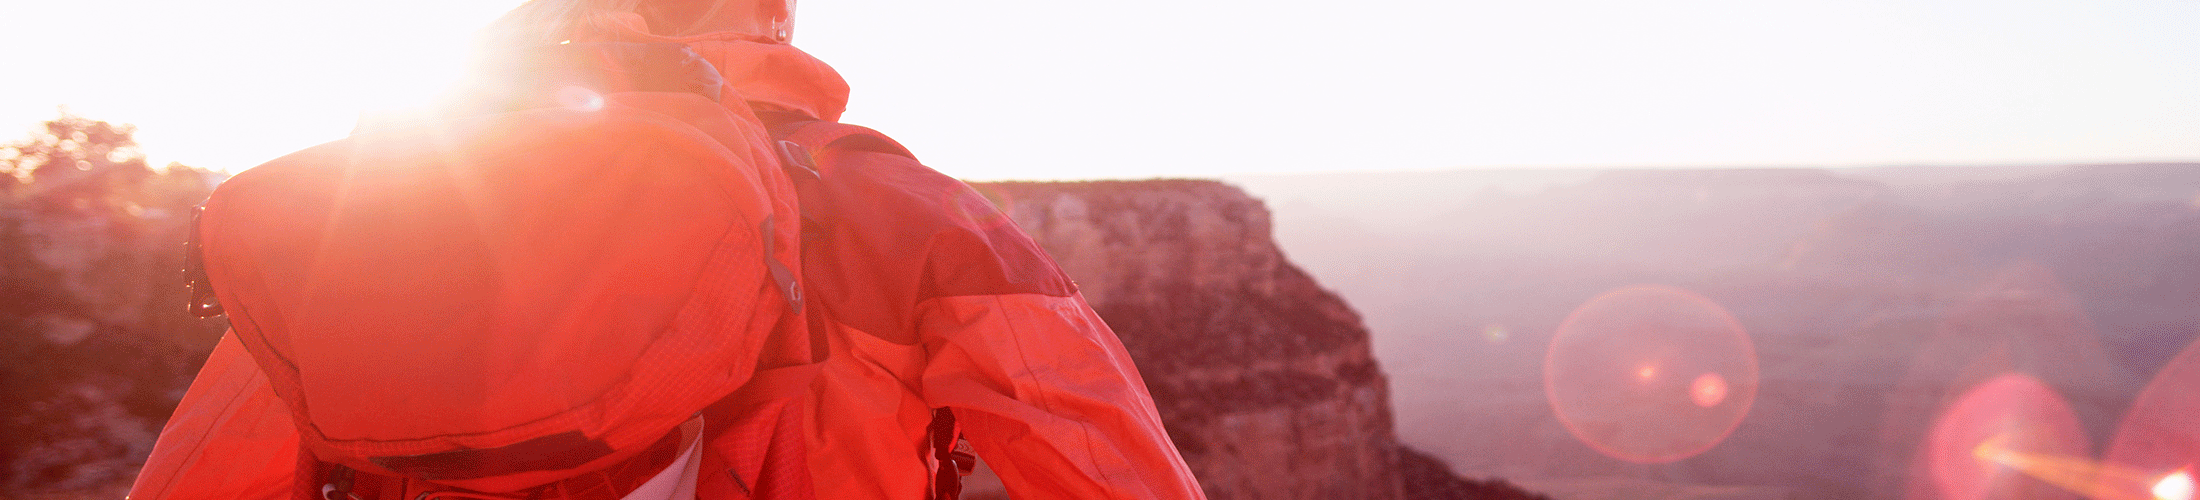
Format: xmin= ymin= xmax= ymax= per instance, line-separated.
xmin=187 ymin=42 xmax=818 ymax=498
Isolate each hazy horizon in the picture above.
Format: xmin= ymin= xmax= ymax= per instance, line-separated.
xmin=5 ymin=0 xmax=2195 ymax=180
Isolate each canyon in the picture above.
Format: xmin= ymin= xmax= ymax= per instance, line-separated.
xmin=1230 ymin=163 xmax=2200 ymax=499
xmin=9 ymin=161 xmax=2195 ymax=499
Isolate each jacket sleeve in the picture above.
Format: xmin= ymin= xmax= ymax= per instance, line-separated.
xmin=803 ymin=147 xmax=1203 ymax=499
xmin=128 ymin=331 xmax=300 ymax=500
xmin=917 ymin=293 xmax=1206 ymax=500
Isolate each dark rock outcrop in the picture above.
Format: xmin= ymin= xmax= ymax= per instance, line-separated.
xmin=1398 ymin=447 xmax=1552 ymax=500
xmin=0 ymin=169 xmax=227 ymax=498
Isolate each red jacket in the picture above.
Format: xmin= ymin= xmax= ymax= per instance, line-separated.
xmin=130 ymin=37 xmax=1203 ymax=500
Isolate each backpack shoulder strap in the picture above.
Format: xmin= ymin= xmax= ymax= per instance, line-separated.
xmin=752 ymin=110 xmax=972 ymax=500
xmin=755 ymin=110 xmax=917 ymax=167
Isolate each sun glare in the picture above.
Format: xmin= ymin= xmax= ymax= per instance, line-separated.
xmin=349 ymin=41 xmax=488 ymax=116
xmin=322 ymin=1 xmax=526 ymax=121
xmin=2157 ymin=470 xmax=2195 ymax=500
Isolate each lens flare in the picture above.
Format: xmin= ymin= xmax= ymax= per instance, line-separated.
xmin=1545 ymin=284 xmax=1757 ymax=464
xmin=1966 ymin=437 xmax=2181 ymax=500
xmin=1927 ymin=345 xmax=2200 ymax=500
xmin=2108 ymin=335 xmax=2200 ymax=500
xmin=1691 ymin=373 xmax=1728 ymax=408
xmin=557 ymin=86 xmax=606 ymax=112
xmin=1886 ymin=263 xmax=2125 ymax=500
xmin=1926 ymin=373 xmax=2089 ymax=500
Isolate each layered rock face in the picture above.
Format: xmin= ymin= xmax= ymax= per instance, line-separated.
xmin=974 ymin=180 xmax=1404 ymax=500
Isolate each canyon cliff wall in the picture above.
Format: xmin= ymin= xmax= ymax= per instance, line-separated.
xmin=973 ymin=180 xmax=1405 ymax=500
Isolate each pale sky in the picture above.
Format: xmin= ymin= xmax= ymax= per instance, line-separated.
xmin=4 ymin=0 xmax=2196 ymax=180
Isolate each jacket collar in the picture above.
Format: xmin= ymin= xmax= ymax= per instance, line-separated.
xmin=688 ymin=40 xmax=850 ymax=122
xmin=587 ymin=13 xmax=852 ymax=122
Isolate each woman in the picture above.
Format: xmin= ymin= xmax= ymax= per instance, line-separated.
xmin=131 ymin=1 xmax=1204 ymax=499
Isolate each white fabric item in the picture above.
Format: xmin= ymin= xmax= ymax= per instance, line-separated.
xmin=620 ymin=417 xmax=706 ymax=500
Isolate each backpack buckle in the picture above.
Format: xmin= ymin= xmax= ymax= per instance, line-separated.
xmin=184 ymin=206 xmax=225 ymax=318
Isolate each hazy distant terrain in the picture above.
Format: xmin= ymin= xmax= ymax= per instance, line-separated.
xmin=1227 ymin=163 xmax=2200 ymax=499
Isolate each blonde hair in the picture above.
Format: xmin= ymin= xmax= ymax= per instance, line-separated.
xmin=479 ymin=0 xmax=637 ymax=47
xmin=476 ymin=0 xmax=757 ymax=49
